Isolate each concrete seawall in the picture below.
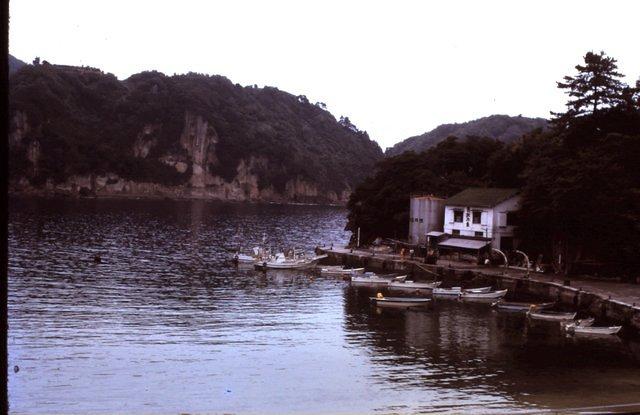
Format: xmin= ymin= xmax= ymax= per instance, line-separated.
xmin=318 ymin=247 xmax=640 ymax=332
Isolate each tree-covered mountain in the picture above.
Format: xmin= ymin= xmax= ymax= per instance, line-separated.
xmin=385 ymin=114 xmax=548 ymax=156
xmin=348 ymin=51 xmax=640 ymax=277
xmin=9 ymin=61 xmax=383 ymax=203
xmin=9 ymin=54 xmax=27 ymax=74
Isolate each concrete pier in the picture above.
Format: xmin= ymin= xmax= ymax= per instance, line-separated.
xmin=318 ymin=247 xmax=640 ymax=331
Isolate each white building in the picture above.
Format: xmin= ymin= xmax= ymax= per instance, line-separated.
xmin=443 ymin=188 xmax=520 ymax=251
xmin=408 ymin=195 xmax=445 ymax=244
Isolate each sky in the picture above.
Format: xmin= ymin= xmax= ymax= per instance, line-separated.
xmin=9 ymin=0 xmax=640 ymax=150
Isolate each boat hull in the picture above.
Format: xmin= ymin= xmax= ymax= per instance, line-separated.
xmin=528 ymin=311 xmax=577 ymax=322
xmin=568 ymin=326 xmax=622 ymax=335
xmin=388 ymin=281 xmax=441 ymax=292
xmin=320 ymin=267 xmax=365 ymax=276
xmin=370 ymin=297 xmax=431 ymax=309
xmin=492 ymin=301 xmax=555 ymax=312
xmin=351 ymin=279 xmax=391 ymax=287
xmin=461 ymin=289 xmax=508 ymax=302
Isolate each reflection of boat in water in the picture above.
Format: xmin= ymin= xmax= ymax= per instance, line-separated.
xmin=320 ymin=266 xmax=365 ymax=276
xmin=527 ymin=309 xmax=577 ymax=322
xmin=461 ymin=289 xmax=508 ymax=302
xmin=492 ymin=301 xmax=555 ymax=313
xmin=351 ymin=272 xmax=402 ymax=287
xmin=370 ymin=294 xmax=431 ymax=309
xmin=387 ymin=278 xmax=442 ymax=294
xmin=254 ymin=252 xmax=327 ymax=270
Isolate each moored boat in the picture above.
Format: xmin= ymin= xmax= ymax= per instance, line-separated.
xmin=320 ymin=266 xmax=365 ymax=276
xmin=460 ymin=289 xmax=508 ymax=301
xmin=351 ymin=273 xmax=401 ymax=287
xmin=463 ymin=286 xmax=492 ymax=294
xmin=255 ymin=251 xmax=325 ymax=270
xmin=433 ymin=287 xmax=462 ymax=297
xmin=491 ymin=301 xmax=555 ymax=312
xmin=370 ymin=294 xmax=432 ymax=309
xmin=387 ymin=279 xmax=442 ymax=293
xmin=527 ymin=309 xmax=577 ymax=322
xmin=233 ymin=253 xmax=258 ymax=264
xmin=565 ymin=325 xmax=622 ymax=335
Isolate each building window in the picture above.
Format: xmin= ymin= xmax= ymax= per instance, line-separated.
xmin=419 ymin=218 xmax=423 ymax=223
xmin=506 ymin=211 xmax=519 ymax=226
xmin=453 ymin=209 xmax=463 ymax=223
xmin=452 ymin=229 xmax=460 ymax=236
xmin=472 ymin=210 xmax=482 ymax=224
xmin=475 ymin=231 xmax=484 ymax=237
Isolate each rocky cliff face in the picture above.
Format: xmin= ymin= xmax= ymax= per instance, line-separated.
xmin=9 ymin=63 xmax=383 ymax=204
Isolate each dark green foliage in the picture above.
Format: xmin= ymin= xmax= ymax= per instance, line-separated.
xmin=9 ymin=63 xmax=382 ymax=192
xmin=552 ymin=51 xmax=625 ymax=123
xmin=518 ymin=53 xmax=640 ymax=274
xmin=346 ymin=136 xmax=523 ymax=244
xmin=349 ymin=51 xmax=640 ymax=276
xmin=386 ymin=114 xmax=548 ymax=156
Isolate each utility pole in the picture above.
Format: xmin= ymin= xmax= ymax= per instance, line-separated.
xmin=357 ymin=227 xmax=360 ymax=248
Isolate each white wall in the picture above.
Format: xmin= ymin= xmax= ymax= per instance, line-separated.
xmin=443 ymin=195 xmax=521 ymax=250
xmin=443 ymin=206 xmax=493 ymax=238
xmin=491 ymin=195 xmax=520 ymax=250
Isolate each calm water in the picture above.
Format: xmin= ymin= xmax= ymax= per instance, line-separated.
xmin=8 ymin=198 xmax=640 ymax=414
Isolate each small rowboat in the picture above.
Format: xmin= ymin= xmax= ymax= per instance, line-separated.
xmin=565 ymin=325 xmax=622 ymax=336
xmin=233 ymin=253 xmax=258 ymax=264
xmin=388 ymin=279 xmax=442 ymax=293
xmin=461 ymin=289 xmax=508 ymax=301
xmin=464 ymin=286 xmax=492 ymax=294
xmin=351 ymin=273 xmax=402 ymax=287
xmin=527 ymin=309 xmax=577 ymax=322
xmin=370 ymin=295 xmax=431 ymax=309
xmin=433 ymin=287 xmax=462 ymax=297
xmin=320 ymin=266 xmax=365 ymax=276
xmin=491 ymin=301 xmax=555 ymax=312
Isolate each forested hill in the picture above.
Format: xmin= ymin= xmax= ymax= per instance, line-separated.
xmin=8 ymin=61 xmax=383 ymax=203
xmin=386 ymin=114 xmax=548 ymax=156
xmin=9 ymin=54 xmax=27 ymax=74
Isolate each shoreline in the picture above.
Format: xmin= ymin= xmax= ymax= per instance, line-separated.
xmin=8 ymin=191 xmax=348 ymax=208
xmin=319 ymin=246 xmax=640 ymax=332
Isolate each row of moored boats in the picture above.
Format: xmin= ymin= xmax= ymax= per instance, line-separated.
xmin=342 ymin=269 xmax=622 ymax=337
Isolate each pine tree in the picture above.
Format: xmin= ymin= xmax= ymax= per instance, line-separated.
xmin=552 ymin=51 xmax=625 ymax=127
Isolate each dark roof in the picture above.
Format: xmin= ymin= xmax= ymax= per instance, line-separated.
xmin=445 ymin=188 xmax=519 ymax=208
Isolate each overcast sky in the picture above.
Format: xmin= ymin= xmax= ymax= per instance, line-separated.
xmin=9 ymin=0 xmax=640 ymax=150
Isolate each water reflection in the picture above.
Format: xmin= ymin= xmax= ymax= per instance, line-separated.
xmin=8 ymin=197 xmax=640 ymax=414
xmin=343 ymin=287 xmax=640 ymax=412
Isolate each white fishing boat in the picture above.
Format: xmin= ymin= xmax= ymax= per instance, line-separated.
xmin=255 ymin=251 xmax=326 ymax=270
xmin=387 ymin=278 xmax=442 ymax=293
xmin=461 ymin=289 xmax=508 ymax=301
xmin=370 ymin=294 xmax=431 ymax=309
xmin=491 ymin=301 xmax=555 ymax=312
xmin=527 ymin=308 xmax=577 ymax=322
xmin=320 ymin=266 xmax=365 ymax=276
xmin=232 ymin=246 xmax=267 ymax=265
xmin=351 ymin=272 xmax=401 ymax=287
xmin=565 ymin=325 xmax=622 ymax=336
xmin=433 ymin=287 xmax=463 ymax=297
